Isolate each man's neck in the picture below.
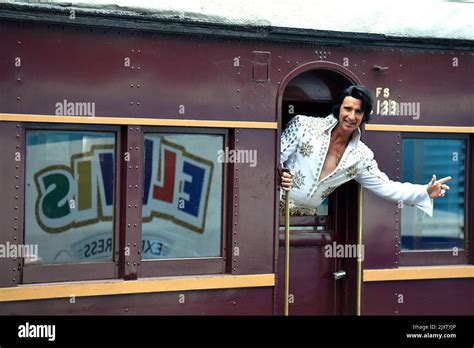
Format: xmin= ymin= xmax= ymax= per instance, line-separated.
xmin=330 ymin=123 xmax=352 ymax=146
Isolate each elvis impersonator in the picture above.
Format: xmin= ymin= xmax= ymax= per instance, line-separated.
xmin=279 ymin=85 xmax=451 ymax=216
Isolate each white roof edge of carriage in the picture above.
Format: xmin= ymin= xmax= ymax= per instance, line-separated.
xmin=5 ymin=0 xmax=474 ymax=41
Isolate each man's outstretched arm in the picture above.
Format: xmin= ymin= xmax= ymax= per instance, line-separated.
xmin=355 ymin=157 xmax=451 ymax=217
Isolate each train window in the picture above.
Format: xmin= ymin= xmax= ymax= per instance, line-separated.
xmin=141 ymin=133 xmax=223 ymax=259
xmin=25 ymin=131 xmax=116 ymax=265
xmin=401 ymin=137 xmax=466 ymax=251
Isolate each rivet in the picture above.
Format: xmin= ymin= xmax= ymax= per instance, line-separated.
xmin=17 ymin=77 xmax=21 ymax=82
xmin=137 ymin=66 xmax=141 ymax=70
xmin=18 ymin=41 xmax=21 ymax=44
xmin=131 ymin=49 xmax=135 ymax=53
xmin=236 ymin=105 xmax=240 ymax=109
xmin=13 ymin=236 xmax=17 ymax=240
xmin=16 ymin=145 xmax=20 ymax=149
xmin=16 ymin=124 xmax=20 ymax=128
xmin=127 ymin=224 xmax=131 ymax=227
xmin=137 ymin=102 xmax=140 ymax=106
xmin=137 ymin=85 xmax=140 ymax=88
xmin=15 ymin=186 xmax=18 ymax=189
xmin=12 ymin=278 xmax=16 ymax=282
xmin=130 ymin=102 xmax=134 ymax=105
xmin=16 ymin=134 xmax=19 ymax=138
xmin=136 ymin=128 xmax=139 ymax=131
xmin=131 ymin=84 xmax=134 ymax=88
xmin=138 ymin=49 xmax=141 ymax=53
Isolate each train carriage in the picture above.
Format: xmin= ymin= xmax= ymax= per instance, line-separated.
xmin=0 ymin=0 xmax=473 ymax=316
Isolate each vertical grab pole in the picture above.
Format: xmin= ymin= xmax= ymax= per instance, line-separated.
xmin=284 ymin=190 xmax=291 ymax=316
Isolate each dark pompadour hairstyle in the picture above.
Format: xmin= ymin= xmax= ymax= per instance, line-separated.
xmin=332 ymin=85 xmax=374 ymax=124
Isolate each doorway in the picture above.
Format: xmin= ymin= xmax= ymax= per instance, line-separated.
xmin=276 ymin=66 xmax=360 ymax=315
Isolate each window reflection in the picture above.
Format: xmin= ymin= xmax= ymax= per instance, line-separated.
xmin=401 ymin=138 xmax=465 ymax=250
xmin=142 ymin=134 xmax=223 ymax=259
xmin=25 ymin=131 xmax=115 ymax=264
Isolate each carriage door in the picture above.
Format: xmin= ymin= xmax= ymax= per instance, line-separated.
xmin=276 ymin=68 xmax=360 ymax=315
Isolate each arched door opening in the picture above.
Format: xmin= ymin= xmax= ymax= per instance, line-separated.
xmin=277 ymin=66 xmax=360 ymax=316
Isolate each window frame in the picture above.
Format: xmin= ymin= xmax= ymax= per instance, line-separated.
xmin=21 ymin=123 xmax=122 ymax=284
xmin=399 ymin=132 xmax=472 ymax=266
xmin=138 ymin=126 xmax=229 ymax=277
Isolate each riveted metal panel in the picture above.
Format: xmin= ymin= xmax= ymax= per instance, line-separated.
xmin=362 ymin=279 xmax=474 ymax=315
xmin=231 ymin=129 xmax=275 ymax=274
xmin=121 ymin=126 xmax=143 ymax=280
xmin=0 ymin=122 xmax=24 ymax=288
xmin=360 ymin=131 xmax=401 ymax=269
xmin=0 ymin=287 xmax=274 ymax=315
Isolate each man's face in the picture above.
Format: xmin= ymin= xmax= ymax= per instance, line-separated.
xmin=338 ymin=96 xmax=364 ymax=133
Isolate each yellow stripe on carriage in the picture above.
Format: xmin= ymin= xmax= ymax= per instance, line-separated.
xmin=0 ymin=273 xmax=275 ymax=302
xmin=0 ymin=113 xmax=278 ymax=129
xmin=363 ymin=265 xmax=474 ymax=282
